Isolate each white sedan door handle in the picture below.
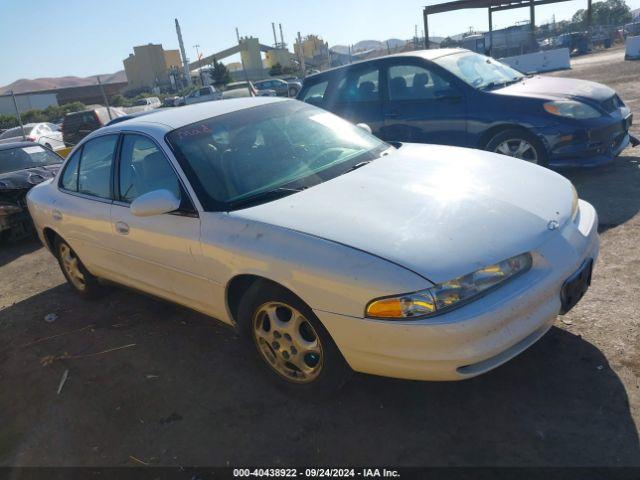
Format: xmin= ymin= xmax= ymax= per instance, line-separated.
xmin=115 ymin=221 xmax=130 ymax=235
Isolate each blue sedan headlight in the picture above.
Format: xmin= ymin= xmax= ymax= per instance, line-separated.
xmin=544 ymin=100 xmax=601 ymax=119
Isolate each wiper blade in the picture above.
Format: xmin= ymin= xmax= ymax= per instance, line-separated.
xmin=348 ymin=161 xmax=372 ymax=172
xmin=228 ymin=187 xmax=304 ymax=210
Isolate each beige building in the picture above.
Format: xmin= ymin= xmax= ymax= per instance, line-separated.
xmin=123 ymin=43 xmax=182 ymax=90
xmin=294 ymin=35 xmax=330 ymax=70
xmin=264 ymin=48 xmax=293 ymax=69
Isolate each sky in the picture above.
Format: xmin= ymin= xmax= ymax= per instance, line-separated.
xmin=1 ymin=0 xmax=639 ymax=86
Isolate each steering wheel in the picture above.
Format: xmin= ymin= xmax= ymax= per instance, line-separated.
xmin=306 ymin=147 xmax=351 ymax=169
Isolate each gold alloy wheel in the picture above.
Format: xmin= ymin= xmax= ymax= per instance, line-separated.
xmin=495 ymin=138 xmax=539 ymax=163
xmin=59 ymin=244 xmax=86 ymax=291
xmin=252 ymin=302 xmax=323 ymax=383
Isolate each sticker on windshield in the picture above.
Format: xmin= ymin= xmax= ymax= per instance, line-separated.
xmin=22 ymin=146 xmax=45 ymax=154
xmin=177 ymin=124 xmax=212 ymax=140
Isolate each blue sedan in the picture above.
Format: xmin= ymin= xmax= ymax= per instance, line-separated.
xmin=298 ymin=48 xmax=637 ymax=167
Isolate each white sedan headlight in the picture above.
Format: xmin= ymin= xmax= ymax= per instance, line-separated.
xmin=366 ymin=252 xmax=533 ymax=320
xmin=543 ymin=100 xmax=601 ymax=119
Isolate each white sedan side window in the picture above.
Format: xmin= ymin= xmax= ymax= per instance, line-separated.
xmin=118 ymin=134 xmax=181 ymax=204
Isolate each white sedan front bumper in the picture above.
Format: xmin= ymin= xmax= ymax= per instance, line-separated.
xmin=316 ymin=200 xmax=600 ymax=381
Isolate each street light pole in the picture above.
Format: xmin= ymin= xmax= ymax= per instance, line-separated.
xmin=96 ymin=76 xmax=112 ymax=121
xmin=9 ymin=91 xmax=26 ymax=140
xmin=193 ymin=44 xmax=203 ymax=85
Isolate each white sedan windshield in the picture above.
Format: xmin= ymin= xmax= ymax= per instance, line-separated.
xmin=435 ymin=51 xmax=524 ymax=90
xmin=167 ymin=101 xmax=387 ymax=210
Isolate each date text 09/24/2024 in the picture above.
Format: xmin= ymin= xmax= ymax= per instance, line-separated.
xmin=232 ymin=468 xmax=400 ymax=478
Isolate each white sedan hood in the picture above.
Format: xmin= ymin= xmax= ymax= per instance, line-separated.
xmin=232 ymin=144 xmax=575 ymax=284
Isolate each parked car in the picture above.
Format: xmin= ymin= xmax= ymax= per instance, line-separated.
xmin=62 ymin=106 xmax=126 ymax=147
xmin=298 ymin=48 xmax=636 ymax=168
xmin=183 ymin=86 xmax=222 ymax=105
xmin=555 ymin=32 xmax=591 ymax=55
xmin=221 ymin=81 xmax=271 ymax=99
xmin=125 ymin=96 xmax=162 ymax=113
xmin=27 ymin=98 xmax=599 ymax=391
xmin=163 ymin=96 xmax=179 ymax=107
xmin=105 ymin=108 xmax=168 ymax=126
xmin=255 ymin=78 xmax=300 ymax=97
xmin=285 ymin=77 xmax=303 ymax=93
xmin=0 ymin=142 xmax=63 ymax=241
xmin=0 ymin=123 xmax=65 ymax=150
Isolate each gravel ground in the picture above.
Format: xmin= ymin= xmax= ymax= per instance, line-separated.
xmin=0 ymin=47 xmax=639 ymax=467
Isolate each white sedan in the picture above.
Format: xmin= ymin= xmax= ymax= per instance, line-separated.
xmin=0 ymin=123 xmax=65 ymax=150
xmin=27 ymin=98 xmax=599 ymax=391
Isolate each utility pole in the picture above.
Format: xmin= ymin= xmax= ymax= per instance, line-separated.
xmin=193 ymin=44 xmax=203 ymax=85
xmin=9 ymin=91 xmax=26 ymax=140
xmin=423 ymin=9 xmax=430 ymax=49
xmin=96 ymin=76 xmax=112 ymax=121
xmin=175 ymin=18 xmax=192 ymax=87
xmin=297 ymin=32 xmax=306 ymax=74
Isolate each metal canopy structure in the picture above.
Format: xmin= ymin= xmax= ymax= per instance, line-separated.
xmin=423 ymin=0 xmax=593 ymax=53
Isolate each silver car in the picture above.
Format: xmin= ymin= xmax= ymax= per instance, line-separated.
xmin=0 ymin=123 xmax=65 ymax=150
xmin=183 ymin=86 xmax=222 ymax=105
xmin=27 ymin=98 xmax=599 ymax=392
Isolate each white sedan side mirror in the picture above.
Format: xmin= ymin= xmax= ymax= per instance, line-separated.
xmin=130 ymin=189 xmax=181 ymax=217
xmin=356 ymin=123 xmax=372 ymax=134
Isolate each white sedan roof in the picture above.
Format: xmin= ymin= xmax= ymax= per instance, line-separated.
xmin=112 ymin=97 xmax=287 ymax=131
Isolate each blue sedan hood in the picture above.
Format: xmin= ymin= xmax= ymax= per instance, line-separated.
xmin=232 ymin=144 xmax=575 ymax=284
xmin=494 ymin=75 xmax=615 ymax=103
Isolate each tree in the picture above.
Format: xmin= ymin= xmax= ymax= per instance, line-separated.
xmin=572 ymin=0 xmax=632 ymax=27
xmin=110 ymin=94 xmax=130 ymax=107
xmin=209 ymin=59 xmax=232 ymax=87
xmin=269 ymin=62 xmax=283 ymax=76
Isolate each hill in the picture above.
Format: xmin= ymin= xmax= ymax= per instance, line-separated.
xmin=0 ymin=71 xmax=127 ymax=94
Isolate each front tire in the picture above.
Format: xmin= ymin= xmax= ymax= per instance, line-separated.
xmin=238 ymin=281 xmax=351 ymax=394
xmin=486 ymin=129 xmax=548 ymax=166
xmin=55 ymin=237 xmax=103 ymax=299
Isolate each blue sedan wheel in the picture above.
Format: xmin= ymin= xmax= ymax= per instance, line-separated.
xmin=495 ymin=139 xmax=538 ymax=163
xmin=487 ymin=129 xmax=548 ymax=166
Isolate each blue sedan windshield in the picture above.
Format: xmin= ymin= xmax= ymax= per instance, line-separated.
xmin=435 ymin=51 xmax=524 ymax=90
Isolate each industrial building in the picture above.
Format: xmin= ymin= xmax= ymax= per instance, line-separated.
xmin=123 ymin=44 xmax=182 ymax=90
xmin=294 ymin=35 xmax=330 ymax=70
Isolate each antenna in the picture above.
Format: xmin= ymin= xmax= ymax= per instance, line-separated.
xmin=236 ymin=27 xmax=240 ymax=43
xmin=272 ymin=22 xmax=278 ymax=47
xmin=279 ymin=23 xmax=285 ymax=48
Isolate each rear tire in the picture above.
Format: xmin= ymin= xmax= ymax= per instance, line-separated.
xmin=485 ymin=129 xmax=548 ymax=166
xmin=54 ymin=237 xmax=103 ymax=299
xmin=238 ymin=281 xmax=351 ymax=395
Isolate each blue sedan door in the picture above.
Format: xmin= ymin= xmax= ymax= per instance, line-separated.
xmin=326 ymin=63 xmax=385 ymax=136
xmin=380 ymin=58 xmax=468 ymax=146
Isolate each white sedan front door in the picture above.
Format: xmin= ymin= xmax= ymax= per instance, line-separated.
xmin=108 ymin=134 xmax=212 ymax=313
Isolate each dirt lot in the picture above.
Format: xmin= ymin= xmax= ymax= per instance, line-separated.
xmin=1 ymin=47 xmax=639 ymax=467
